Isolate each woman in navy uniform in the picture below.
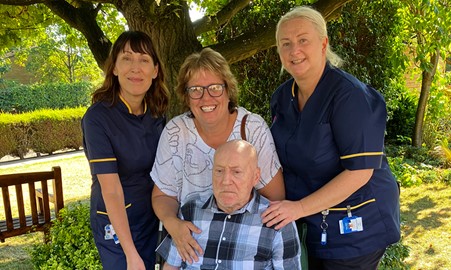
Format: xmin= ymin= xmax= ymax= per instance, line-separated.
xmin=262 ymin=6 xmax=400 ymax=270
xmin=82 ymin=31 xmax=170 ymax=269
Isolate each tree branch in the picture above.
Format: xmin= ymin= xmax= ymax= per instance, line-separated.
xmin=314 ymin=0 xmax=353 ymax=20
xmin=211 ymin=23 xmax=276 ymax=64
xmin=43 ymin=0 xmax=112 ymax=68
xmin=193 ymin=0 xmax=251 ymax=36
xmin=213 ymin=0 xmax=353 ymax=64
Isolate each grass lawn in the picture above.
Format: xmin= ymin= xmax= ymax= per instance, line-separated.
xmin=400 ymin=183 xmax=451 ymax=270
xmin=0 ymin=152 xmax=91 ymax=270
xmin=0 ymin=153 xmax=450 ymax=269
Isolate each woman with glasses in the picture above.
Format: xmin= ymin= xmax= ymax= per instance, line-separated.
xmin=151 ymin=48 xmax=286 ymax=264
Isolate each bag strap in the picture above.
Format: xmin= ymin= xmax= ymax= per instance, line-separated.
xmin=241 ymin=113 xmax=249 ymax=141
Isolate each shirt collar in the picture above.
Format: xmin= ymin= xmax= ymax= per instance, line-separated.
xmin=202 ymin=189 xmax=260 ymax=215
xmin=291 ymin=62 xmax=332 ymax=98
xmin=119 ymin=95 xmax=147 ymax=115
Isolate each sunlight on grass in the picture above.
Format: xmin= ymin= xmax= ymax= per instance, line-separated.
xmin=0 ymin=152 xmax=91 ymax=204
xmin=0 ymin=153 xmax=91 ymax=269
xmin=0 ymin=233 xmax=41 ymax=269
xmin=400 ymin=183 xmax=451 ymax=270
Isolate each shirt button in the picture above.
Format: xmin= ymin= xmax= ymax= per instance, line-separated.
xmin=222 ymin=237 xmax=226 ymax=240
xmin=227 ymin=215 xmax=231 ymax=219
xmin=218 ymin=260 xmax=222 ymax=264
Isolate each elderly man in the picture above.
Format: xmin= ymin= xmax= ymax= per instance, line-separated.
xmin=157 ymin=139 xmax=301 ymax=269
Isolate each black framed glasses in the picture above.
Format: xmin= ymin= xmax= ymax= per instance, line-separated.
xmin=186 ymin=84 xmax=226 ymax=99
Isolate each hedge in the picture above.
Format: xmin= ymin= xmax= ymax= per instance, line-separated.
xmin=0 ymin=82 xmax=92 ymax=113
xmin=0 ymin=107 xmax=86 ymax=159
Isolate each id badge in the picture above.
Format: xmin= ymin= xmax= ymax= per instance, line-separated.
xmin=339 ymin=216 xmax=363 ymax=234
xmin=104 ymin=224 xmax=120 ymax=244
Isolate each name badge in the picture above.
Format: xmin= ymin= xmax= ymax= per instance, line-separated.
xmin=104 ymin=224 xmax=120 ymax=244
xmin=339 ymin=216 xmax=363 ymax=234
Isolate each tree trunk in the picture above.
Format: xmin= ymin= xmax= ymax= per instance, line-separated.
xmin=412 ymin=49 xmax=440 ymax=147
xmin=117 ymin=0 xmax=202 ymax=117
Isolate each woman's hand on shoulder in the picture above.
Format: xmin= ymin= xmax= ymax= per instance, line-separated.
xmin=164 ymin=216 xmax=203 ymax=264
xmin=261 ymin=200 xmax=304 ymax=230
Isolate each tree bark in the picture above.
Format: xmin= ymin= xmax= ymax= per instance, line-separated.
xmin=412 ymin=49 xmax=440 ymax=147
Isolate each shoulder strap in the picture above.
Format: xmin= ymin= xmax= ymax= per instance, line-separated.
xmin=241 ymin=113 xmax=249 ymax=141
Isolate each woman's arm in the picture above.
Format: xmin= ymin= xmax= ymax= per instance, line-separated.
xmin=152 ymin=185 xmax=203 ymax=264
xmin=258 ymin=169 xmax=285 ymax=201
xmin=98 ymin=173 xmax=145 ymax=270
xmin=262 ymin=168 xmax=373 ymax=230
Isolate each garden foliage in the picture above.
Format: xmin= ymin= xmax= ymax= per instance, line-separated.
xmin=0 ymin=107 xmax=85 ymax=158
xmin=29 ymin=202 xmax=102 ymax=270
xmin=0 ymin=81 xmax=92 ymax=113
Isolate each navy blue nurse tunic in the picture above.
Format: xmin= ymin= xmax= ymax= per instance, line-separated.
xmin=82 ymin=97 xmax=163 ymax=269
xmin=270 ymin=63 xmax=400 ymax=260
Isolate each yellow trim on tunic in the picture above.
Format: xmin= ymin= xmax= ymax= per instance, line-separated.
xmin=119 ymin=95 xmax=133 ymax=114
xmin=119 ymin=94 xmax=147 ymax=114
xmin=89 ymin=158 xmax=117 ymax=163
xmin=97 ymin=203 xmax=132 ymax=215
xmin=340 ymin=152 xmax=383 ymax=160
xmin=329 ymin=198 xmax=376 ymax=211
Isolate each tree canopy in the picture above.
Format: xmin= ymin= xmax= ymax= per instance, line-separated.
xmin=0 ymin=0 xmax=351 ymax=114
xmin=399 ymin=0 xmax=451 ymax=147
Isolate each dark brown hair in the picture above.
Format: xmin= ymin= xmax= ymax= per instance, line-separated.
xmin=92 ymin=31 xmax=170 ymax=117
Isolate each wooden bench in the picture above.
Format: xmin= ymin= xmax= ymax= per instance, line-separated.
xmin=0 ymin=166 xmax=64 ymax=243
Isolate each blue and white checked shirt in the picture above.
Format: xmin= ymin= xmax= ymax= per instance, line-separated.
xmin=156 ymin=189 xmax=301 ymax=269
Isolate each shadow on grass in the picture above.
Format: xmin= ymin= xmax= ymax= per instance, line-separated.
xmin=0 ymin=197 xmax=90 ymax=270
xmin=0 ymin=233 xmax=38 ymax=270
xmin=400 ymin=185 xmax=451 ymax=239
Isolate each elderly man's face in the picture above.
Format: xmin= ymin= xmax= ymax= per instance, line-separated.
xmin=212 ymin=142 xmax=260 ymax=214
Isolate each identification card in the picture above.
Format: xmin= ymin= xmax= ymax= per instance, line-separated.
xmin=104 ymin=224 xmax=120 ymax=244
xmin=339 ymin=216 xmax=363 ymax=234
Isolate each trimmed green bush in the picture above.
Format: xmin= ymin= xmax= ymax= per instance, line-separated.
xmin=0 ymin=107 xmax=86 ymax=159
xmin=0 ymin=81 xmax=92 ymax=113
xmin=0 ymin=124 xmax=16 ymax=158
xmin=0 ymin=112 xmax=34 ymax=158
xmin=30 ymin=108 xmax=85 ymax=154
xmin=29 ymin=202 xmax=102 ymax=269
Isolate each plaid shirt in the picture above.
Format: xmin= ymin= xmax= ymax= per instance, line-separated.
xmin=156 ymin=189 xmax=301 ymax=269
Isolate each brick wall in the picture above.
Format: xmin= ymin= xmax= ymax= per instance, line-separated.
xmin=2 ymin=60 xmax=38 ymax=84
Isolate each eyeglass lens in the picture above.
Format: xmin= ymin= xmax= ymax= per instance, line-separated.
xmin=187 ymin=84 xmax=225 ymax=99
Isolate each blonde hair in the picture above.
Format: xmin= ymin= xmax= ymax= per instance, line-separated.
xmin=276 ymin=6 xmax=343 ymax=67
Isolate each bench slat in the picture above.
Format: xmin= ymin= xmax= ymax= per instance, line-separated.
xmin=1 ymin=187 xmax=13 ymax=231
xmin=0 ymin=166 xmax=63 ymax=243
xmin=29 ymin=183 xmax=39 ymax=224
xmin=15 ymin=184 xmax=26 ymax=228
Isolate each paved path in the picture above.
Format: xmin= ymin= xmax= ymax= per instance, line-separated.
xmin=0 ymin=150 xmax=85 ymax=168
